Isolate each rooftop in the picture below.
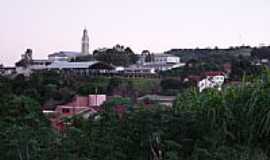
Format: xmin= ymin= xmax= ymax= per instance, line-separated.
xmin=48 ymin=51 xmax=81 ymax=58
xmin=205 ymin=71 xmax=225 ymax=77
xmin=153 ymin=53 xmax=179 ymax=58
xmin=47 ymin=61 xmax=100 ymax=69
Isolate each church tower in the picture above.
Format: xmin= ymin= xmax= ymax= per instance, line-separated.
xmin=81 ymin=28 xmax=90 ymax=54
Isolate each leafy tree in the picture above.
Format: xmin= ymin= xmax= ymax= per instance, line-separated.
xmin=251 ymin=46 xmax=270 ymax=59
xmin=230 ymin=56 xmax=263 ymax=80
xmin=0 ymin=96 xmax=55 ymax=160
xmin=93 ymin=45 xmax=138 ymax=66
xmin=173 ymin=71 xmax=270 ymax=158
xmin=78 ymin=77 xmax=110 ymax=95
xmin=103 ymin=97 xmax=133 ymax=112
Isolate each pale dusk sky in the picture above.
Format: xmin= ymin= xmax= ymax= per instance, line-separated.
xmin=0 ymin=0 xmax=269 ymax=65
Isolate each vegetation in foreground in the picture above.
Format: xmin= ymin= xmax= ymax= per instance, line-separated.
xmin=1 ymin=71 xmax=270 ymax=159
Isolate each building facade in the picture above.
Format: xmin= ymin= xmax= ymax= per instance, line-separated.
xmin=135 ymin=52 xmax=185 ymax=72
xmin=198 ymin=72 xmax=225 ymax=92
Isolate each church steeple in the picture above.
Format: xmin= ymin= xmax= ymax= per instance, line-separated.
xmin=81 ymin=28 xmax=89 ymax=54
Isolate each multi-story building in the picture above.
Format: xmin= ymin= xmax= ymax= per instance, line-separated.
xmin=153 ymin=54 xmax=180 ymax=64
xmin=134 ymin=52 xmax=185 ymax=72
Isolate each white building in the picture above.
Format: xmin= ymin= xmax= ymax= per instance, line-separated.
xmin=46 ymin=61 xmax=115 ymax=76
xmin=140 ymin=63 xmax=185 ymax=71
xmin=153 ymin=54 xmax=180 ymax=64
xmin=16 ymin=59 xmax=53 ymax=76
xmin=124 ymin=65 xmax=156 ymax=74
xmin=47 ymin=61 xmax=96 ymax=69
xmin=136 ymin=53 xmax=184 ymax=72
xmin=198 ymin=72 xmax=225 ymax=92
xmin=0 ymin=67 xmax=16 ymax=76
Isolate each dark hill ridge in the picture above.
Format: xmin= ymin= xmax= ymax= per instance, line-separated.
xmin=164 ymin=46 xmax=263 ymax=62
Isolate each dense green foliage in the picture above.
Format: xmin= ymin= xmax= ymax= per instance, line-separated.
xmin=251 ymin=46 xmax=270 ymax=59
xmin=161 ymin=46 xmax=270 ymax=82
xmin=2 ymin=70 xmax=270 ymax=159
xmin=0 ymin=72 xmax=160 ymax=108
xmin=161 ymin=53 xmax=263 ymax=81
xmin=160 ymin=78 xmax=187 ymax=95
xmin=77 ymin=76 xmax=160 ymax=97
xmin=0 ymin=95 xmax=56 ymax=160
xmin=93 ymin=45 xmax=138 ymax=67
xmin=165 ymin=46 xmax=253 ymax=62
xmin=2 ymin=71 xmax=76 ymax=109
xmin=173 ymin=71 xmax=270 ymax=159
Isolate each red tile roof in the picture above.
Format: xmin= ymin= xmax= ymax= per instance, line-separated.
xmin=205 ymin=71 xmax=225 ymax=77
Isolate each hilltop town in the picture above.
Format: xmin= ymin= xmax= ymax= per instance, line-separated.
xmin=1 ymin=29 xmax=270 ymax=159
xmin=1 ymin=29 xmax=269 ymax=93
xmin=1 ymin=29 xmax=270 ymax=118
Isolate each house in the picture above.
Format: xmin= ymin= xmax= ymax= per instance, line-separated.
xmin=43 ymin=94 xmax=106 ymax=131
xmin=198 ymin=71 xmax=225 ymax=92
xmin=54 ymin=94 xmax=106 ymax=116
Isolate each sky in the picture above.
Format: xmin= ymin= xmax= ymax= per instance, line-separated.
xmin=0 ymin=0 xmax=270 ymax=65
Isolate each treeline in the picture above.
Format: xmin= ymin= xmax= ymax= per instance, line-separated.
xmin=93 ymin=44 xmax=138 ymax=67
xmin=251 ymin=46 xmax=270 ymax=59
xmin=165 ymin=45 xmax=270 ymax=62
xmin=161 ymin=51 xmax=264 ymax=81
xmin=0 ymin=72 xmax=161 ymax=109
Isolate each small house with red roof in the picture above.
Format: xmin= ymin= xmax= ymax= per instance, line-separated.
xmin=44 ymin=94 xmax=106 ymax=131
xmin=198 ymin=71 xmax=225 ymax=92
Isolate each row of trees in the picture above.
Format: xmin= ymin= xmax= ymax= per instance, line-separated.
xmin=0 ymin=72 xmax=162 ymax=109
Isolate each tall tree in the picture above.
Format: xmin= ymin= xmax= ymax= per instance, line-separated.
xmin=93 ymin=45 xmax=138 ymax=66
